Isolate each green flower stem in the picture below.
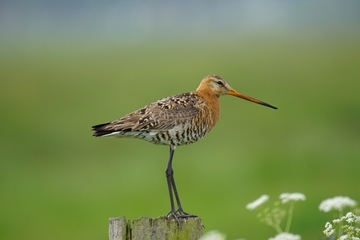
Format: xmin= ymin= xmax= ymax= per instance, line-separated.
xmin=337 ymin=210 xmax=343 ymax=239
xmin=274 ymin=224 xmax=283 ymax=234
xmin=285 ymin=201 xmax=295 ymax=232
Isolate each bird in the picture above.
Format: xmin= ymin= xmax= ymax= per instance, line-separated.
xmin=91 ymin=74 xmax=277 ymax=223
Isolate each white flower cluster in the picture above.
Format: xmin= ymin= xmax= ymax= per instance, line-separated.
xmin=323 ymin=212 xmax=360 ymax=239
xmin=319 ymin=196 xmax=357 ymax=212
xmin=246 ymin=192 xmax=305 ymax=239
xmin=339 ymin=236 xmax=360 ymax=240
xmin=268 ymin=232 xmax=301 ymax=240
xmin=246 ymin=193 xmax=307 ymax=210
xmin=279 ymin=193 xmax=306 ymax=204
xmin=334 ymin=212 xmax=360 ymax=224
xmin=199 ymin=230 xmax=226 ymax=240
xmin=339 ymin=235 xmax=360 ymax=240
xmin=246 ymin=194 xmax=269 ymax=210
xmin=323 ymin=222 xmax=335 ymax=237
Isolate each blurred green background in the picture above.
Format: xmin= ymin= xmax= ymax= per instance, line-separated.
xmin=1 ymin=1 xmax=360 ymax=240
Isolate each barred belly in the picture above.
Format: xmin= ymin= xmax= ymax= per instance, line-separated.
xmin=141 ymin=123 xmax=209 ymax=146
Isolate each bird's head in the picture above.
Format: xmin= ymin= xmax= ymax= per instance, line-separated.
xmin=197 ymin=75 xmax=277 ymax=109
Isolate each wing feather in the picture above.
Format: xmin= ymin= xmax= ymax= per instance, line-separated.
xmin=92 ymin=92 xmax=202 ymax=136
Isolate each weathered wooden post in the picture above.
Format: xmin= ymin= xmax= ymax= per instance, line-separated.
xmin=109 ymin=216 xmax=203 ymax=240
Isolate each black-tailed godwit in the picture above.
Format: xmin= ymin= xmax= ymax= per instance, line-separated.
xmin=92 ymin=74 xmax=277 ymax=223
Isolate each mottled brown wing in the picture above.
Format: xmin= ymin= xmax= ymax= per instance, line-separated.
xmin=92 ymin=92 xmax=201 ymax=135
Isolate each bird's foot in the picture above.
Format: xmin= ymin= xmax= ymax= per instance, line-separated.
xmin=167 ymin=208 xmax=198 ymax=225
xmin=175 ymin=208 xmax=197 ymax=218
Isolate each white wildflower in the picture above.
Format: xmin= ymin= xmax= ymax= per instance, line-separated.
xmin=343 ymin=212 xmax=360 ymax=224
xmin=199 ymin=230 xmax=226 ymax=240
xmin=340 ymin=235 xmax=360 ymax=240
xmin=338 ymin=235 xmax=360 ymax=240
xmin=246 ymin=195 xmax=269 ymax=210
xmin=325 ymin=212 xmax=360 ymax=239
xmin=346 ymin=212 xmax=355 ymax=218
xmin=325 ymin=222 xmax=332 ymax=228
xmin=279 ymin=193 xmax=306 ymax=204
xmin=346 ymin=213 xmax=356 ymax=223
xmin=268 ymin=232 xmax=301 ymax=240
xmin=323 ymin=222 xmax=335 ymax=237
xmin=339 ymin=235 xmax=348 ymax=240
xmin=319 ymin=196 xmax=357 ymax=212
xmin=333 ymin=218 xmax=341 ymax=224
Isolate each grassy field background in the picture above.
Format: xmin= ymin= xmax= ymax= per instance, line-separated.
xmin=1 ymin=32 xmax=360 ymax=240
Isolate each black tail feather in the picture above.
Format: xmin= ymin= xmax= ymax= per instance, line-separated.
xmin=91 ymin=122 xmax=113 ymax=137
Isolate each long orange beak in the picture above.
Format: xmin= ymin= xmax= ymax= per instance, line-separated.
xmin=228 ymin=88 xmax=277 ymax=109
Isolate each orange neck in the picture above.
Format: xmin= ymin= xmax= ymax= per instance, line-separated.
xmin=195 ymin=89 xmax=221 ymax=128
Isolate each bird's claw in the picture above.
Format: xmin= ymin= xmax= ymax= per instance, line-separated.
xmin=167 ymin=209 xmax=197 ymax=225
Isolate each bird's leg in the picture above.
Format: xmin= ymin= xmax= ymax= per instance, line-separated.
xmin=171 ymin=170 xmax=193 ymax=217
xmin=165 ymin=145 xmax=197 ymax=222
xmin=165 ymin=145 xmax=177 ymax=221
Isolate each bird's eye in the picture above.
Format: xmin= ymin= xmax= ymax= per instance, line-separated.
xmin=216 ymin=80 xmax=223 ymax=86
